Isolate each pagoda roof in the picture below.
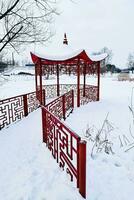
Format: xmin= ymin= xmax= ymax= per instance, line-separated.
xmin=31 ymin=44 xmax=107 ymax=65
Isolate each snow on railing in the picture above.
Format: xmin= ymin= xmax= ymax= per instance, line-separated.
xmin=0 ymin=90 xmax=45 ymax=130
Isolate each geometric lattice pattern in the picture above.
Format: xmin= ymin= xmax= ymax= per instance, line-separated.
xmin=43 ymin=84 xmax=98 ymax=105
xmin=0 ymin=95 xmax=24 ymax=129
xmin=0 ymin=91 xmax=39 ymax=130
xmin=64 ymin=90 xmax=74 ymax=118
xmin=27 ymin=92 xmax=40 ymax=113
xmin=80 ymin=85 xmax=98 ymax=105
xmin=42 ymin=107 xmax=81 ymax=185
xmin=45 ymin=90 xmax=74 ymax=120
xmin=46 ymin=95 xmax=63 ymax=119
xmin=0 ymin=84 xmax=98 ymax=130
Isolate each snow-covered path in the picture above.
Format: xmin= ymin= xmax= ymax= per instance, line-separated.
xmin=0 ymin=109 xmax=82 ymax=200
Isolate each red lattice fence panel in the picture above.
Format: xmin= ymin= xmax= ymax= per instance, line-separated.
xmin=64 ymin=90 xmax=74 ymax=118
xmin=27 ymin=91 xmax=40 ymax=113
xmin=80 ymin=85 xmax=98 ymax=105
xmin=43 ymin=84 xmax=98 ymax=106
xmin=42 ymin=84 xmax=57 ymax=98
xmin=45 ymin=90 xmax=74 ymax=120
xmin=0 ymin=91 xmax=44 ymax=130
xmin=0 ymin=95 xmax=24 ymax=129
xmin=42 ymin=106 xmax=86 ymax=198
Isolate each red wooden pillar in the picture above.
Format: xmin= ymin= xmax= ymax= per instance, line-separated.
xmin=77 ymin=59 xmax=80 ymax=107
xmin=35 ymin=64 xmax=38 ymax=94
xmin=97 ymin=61 xmax=100 ymax=101
xmin=56 ymin=64 xmax=60 ymax=96
xmin=35 ymin=63 xmax=40 ymax=101
xmin=42 ymin=107 xmax=47 ymax=143
xmin=39 ymin=59 xmax=43 ymax=105
xmin=83 ymin=63 xmax=86 ymax=97
xmin=79 ymin=140 xmax=86 ymax=199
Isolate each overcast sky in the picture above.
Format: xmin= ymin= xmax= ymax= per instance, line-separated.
xmin=49 ymin=0 xmax=134 ymax=68
xmin=21 ymin=0 xmax=134 ymax=68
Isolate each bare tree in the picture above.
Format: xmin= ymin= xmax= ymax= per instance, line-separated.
xmin=92 ymin=46 xmax=113 ymax=74
xmin=0 ymin=50 xmax=6 ymax=62
xmin=127 ymin=53 xmax=134 ymax=73
xmin=100 ymin=47 xmax=113 ymax=65
xmin=0 ymin=0 xmax=57 ymax=52
xmin=92 ymin=47 xmax=113 ymax=65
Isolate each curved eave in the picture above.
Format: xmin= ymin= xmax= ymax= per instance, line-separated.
xmin=30 ymin=50 xmax=85 ymax=65
xmin=90 ymin=53 xmax=108 ymax=62
xmin=30 ymin=51 xmax=108 ymax=65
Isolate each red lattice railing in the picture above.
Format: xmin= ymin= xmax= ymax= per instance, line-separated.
xmin=80 ymin=85 xmax=98 ymax=105
xmin=45 ymin=90 xmax=74 ymax=120
xmin=43 ymin=84 xmax=98 ymax=105
xmin=42 ymin=106 xmax=86 ymax=198
xmin=0 ymin=87 xmax=87 ymax=197
xmin=43 ymin=84 xmax=77 ymax=98
xmin=0 ymin=91 xmax=45 ymax=130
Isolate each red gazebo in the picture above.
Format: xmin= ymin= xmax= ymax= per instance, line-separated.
xmin=31 ymin=34 xmax=107 ymax=107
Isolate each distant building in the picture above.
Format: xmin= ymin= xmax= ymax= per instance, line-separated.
xmin=118 ymin=71 xmax=130 ymax=81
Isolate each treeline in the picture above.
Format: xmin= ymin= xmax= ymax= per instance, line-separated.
xmin=0 ymin=61 xmax=8 ymax=72
xmin=101 ymin=64 xmax=121 ymax=74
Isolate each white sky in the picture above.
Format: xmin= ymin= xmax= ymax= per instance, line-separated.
xmin=17 ymin=0 xmax=134 ymax=68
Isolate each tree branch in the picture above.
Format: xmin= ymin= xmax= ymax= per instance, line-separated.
xmin=0 ymin=0 xmax=20 ymax=20
xmin=0 ymin=25 xmax=23 ymax=52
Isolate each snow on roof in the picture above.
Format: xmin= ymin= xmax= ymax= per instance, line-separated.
xmin=87 ymin=53 xmax=108 ymax=62
xmin=31 ymin=44 xmax=108 ymax=63
xmin=32 ymin=45 xmax=84 ymax=61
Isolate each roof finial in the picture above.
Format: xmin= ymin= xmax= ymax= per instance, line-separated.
xmin=63 ymin=33 xmax=68 ymax=45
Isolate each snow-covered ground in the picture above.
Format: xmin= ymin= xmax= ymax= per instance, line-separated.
xmin=0 ymin=66 xmax=35 ymax=99
xmin=0 ymin=68 xmax=134 ymax=200
xmin=65 ymin=77 xmax=134 ymax=200
xmin=0 ymin=109 xmax=83 ymax=200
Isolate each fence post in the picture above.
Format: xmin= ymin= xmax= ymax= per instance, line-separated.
xmin=79 ymin=140 xmax=86 ymax=199
xmin=77 ymin=137 xmax=81 ymax=188
xmin=23 ymin=94 xmax=28 ymax=116
xmin=42 ymin=89 xmax=46 ymax=106
xmin=42 ymin=107 xmax=47 ymax=143
xmin=62 ymin=94 xmax=66 ymax=120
